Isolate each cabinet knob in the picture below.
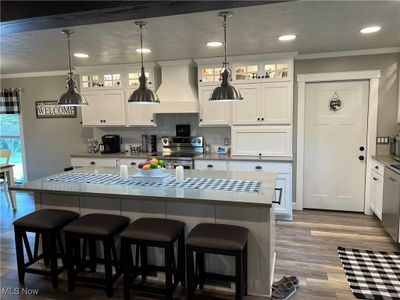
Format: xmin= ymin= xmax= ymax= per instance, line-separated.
xmin=375 ymin=166 xmax=379 ymax=169
xmin=90 ymin=161 xmax=96 ymax=165
xmin=261 ymin=118 xmax=264 ymax=121
xmin=257 ymin=118 xmax=260 ymax=121
xmin=200 ymin=118 xmax=203 ymax=122
xmin=255 ymin=166 xmax=262 ymax=170
xmin=207 ymin=164 xmax=214 ymax=168
xmin=131 ymin=162 xmax=136 ymax=166
xmin=373 ymin=177 xmax=378 ymax=181
xmin=359 ymin=155 xmax=365 ymax=161
xmin=150 ymin=119 xmax=153 ymax=122
xmin=199 ymin=79 xmax=202 ymax=82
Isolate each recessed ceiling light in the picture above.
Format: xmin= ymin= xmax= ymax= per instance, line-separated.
xmin=278 ymin=34 xmax=296 ymax=41
xmin=136 ymin=48 xmax=151 ymax=53
xmin=360 ymin=26 xmax=381 ymax=34
xmin=74 ymin=53 xmax=89 ymax=58
xmin=207 ymin=41 xmax=223 ymax=47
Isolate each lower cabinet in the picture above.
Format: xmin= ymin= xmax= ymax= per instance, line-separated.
xmin=71 ymin=157 xmax=119 ymax=167
xmin=119 ymin=158 xmax=145 ymax=169
xmin=195 ymin=159 xmax=293 ymax=220
xmin=369 ymin=161 xmax=384 ymax=221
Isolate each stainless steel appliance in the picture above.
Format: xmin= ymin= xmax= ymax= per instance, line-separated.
xmin=390 ymin=133 xmax=400 ymax=161
xmin=160 ymin=136 xmax=204 ymax=169
xmin=176 ymin=124 xmax=191 ymax=137
xmin=101 ymin=135 xmax=121 ymax=153
xmin=382 ymin=166 xmax=400 ymax=242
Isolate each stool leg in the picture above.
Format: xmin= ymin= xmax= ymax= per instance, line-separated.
xmin=178 ymin=230 xmax=186 ymax=287
xmin=49 ymin=232 xmax=59 ymax=289
xmin=14 ymin=228 xmax=25 ymax=284
xmin=197 ymin=252 xmax=205 ymax=289
xmin=140 ymin=245 xmax=148 ymax=280
xmin=165 ymin=244 xmax=173 ymax=300
xmin=104 ymin=238 xmax=113 ymax=298
xmin=42 ymin=233 xmax=50 ymax=266
xmin=235 ymin=251 xmax=244 ymax=300
xmin=121 ymin=238 xmax=131 ymax=300
xmin=186 ymin=248 xmax=195 ymax=299
xmin=243 ymin=243 xmax=248 ymax=296
xmin=89 ymin=239 xmax=97 ymax=273
xmin=65 ymin=233 xmax=75 ymax=292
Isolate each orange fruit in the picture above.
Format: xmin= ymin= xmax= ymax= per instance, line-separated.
xmin=151 ymin=158 xmax=158 ymax=165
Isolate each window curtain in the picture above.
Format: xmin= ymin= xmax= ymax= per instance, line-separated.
xmin=0 ymin=88 xmax=21 ymax=114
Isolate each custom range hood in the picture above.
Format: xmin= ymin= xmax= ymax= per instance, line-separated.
xmin=152 ymin=59 xmax=199 ymax=113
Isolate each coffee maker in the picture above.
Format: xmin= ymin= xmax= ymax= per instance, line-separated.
xmin=101 ymin=135 xmax=121 ymax=153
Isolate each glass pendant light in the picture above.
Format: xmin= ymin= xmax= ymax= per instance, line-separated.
xmin=129 ymin=21 xmax=160 ymax=104
xmin=210 ymin=12 xmax=243 ymax=102
xmin=58 ymin=30 xmax=88 ymax=106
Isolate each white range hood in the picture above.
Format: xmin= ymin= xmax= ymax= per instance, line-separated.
xmin=153 ymin=59 xmax=199 ymax=113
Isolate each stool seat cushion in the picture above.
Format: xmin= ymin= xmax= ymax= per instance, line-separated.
xmin=64 ymin=214 xmax=129 ymax=236
xmin=121 ymin=218 xmax=185 ymax=242
xmin=13 ymin=209 xmax=79 ymax=230
xmin=186 ymin=223 xmax=249 ymax=251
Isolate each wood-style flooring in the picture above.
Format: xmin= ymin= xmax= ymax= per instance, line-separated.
xmin=0 ymin=192 xmax=398 ymax=299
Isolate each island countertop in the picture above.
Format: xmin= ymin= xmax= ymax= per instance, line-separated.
xmin=12 ymin=167 xmax=277 ymax=207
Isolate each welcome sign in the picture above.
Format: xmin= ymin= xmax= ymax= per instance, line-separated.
xmin=35 ymin=101 xmax=77 ymax=119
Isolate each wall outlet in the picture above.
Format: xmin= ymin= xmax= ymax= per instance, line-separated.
xmin=376 ymin=136 xmax=390 ymax=144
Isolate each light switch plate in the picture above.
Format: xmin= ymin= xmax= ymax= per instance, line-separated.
xmin=376 ymin=136 xmax=390 ymax=144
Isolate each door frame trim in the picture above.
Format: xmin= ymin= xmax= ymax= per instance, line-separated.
xmin=295 ymin=70 xmax=381 ymax=213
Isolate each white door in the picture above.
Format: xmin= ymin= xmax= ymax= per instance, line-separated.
xmin=304 ymin=81 xmax=369 ymax=211
xmin=199 ymin=86 xmax=230 ymax=126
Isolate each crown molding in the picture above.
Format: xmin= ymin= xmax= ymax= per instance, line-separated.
xmin=295 ymin=47 xmax=400 ymax=60
xmin=1 ymin=70 xmax=69 ymax=79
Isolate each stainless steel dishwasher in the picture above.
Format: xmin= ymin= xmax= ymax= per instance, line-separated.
xmin=382 ymin=166 xmax=400 ymax=242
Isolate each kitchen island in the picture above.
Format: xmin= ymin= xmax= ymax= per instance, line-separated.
xmin=12 ymin=167 xmax=277 ymax=297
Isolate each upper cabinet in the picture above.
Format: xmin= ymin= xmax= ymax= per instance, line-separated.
xmin=199 ymin=86 xmax=231 ymax=126
xmin=81 ymin=72 xmax=123 ymax=90
xmin=125 ymin=89 xmax=156 ymax=127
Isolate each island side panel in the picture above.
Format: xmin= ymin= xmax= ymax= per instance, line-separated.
xmin=39 ymin=192 xmax=80 ymax=213
xmin=216 ymin=203 xmax=273 ymax=297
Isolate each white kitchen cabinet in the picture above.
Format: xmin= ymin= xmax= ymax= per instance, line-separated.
xmin=81 ymin=72 xmax=123 ymax=90
xmin=369 ymin=159 xmax=385 ymax=220
xmin=194 ymin=160 xmax=229 ymax=171
xmin=82 ymin=90 xmax=126 ymax=126
xmin=231 ymin=84 xmax=262 ymax=125
xmin=125 ymin=90 xmax=156 ymax=126
xmin=119 ymin=158 xmax=144 ymax=169
xmin=260 ymin=82 xmax=291 ymax=124
xmin=71 ymin=157 xmax=119 ymax=167
xmin=199 ymin=86 xmax=231 ymax=126
xmin=231 ymin=126 xmax=292 ymax=157
xmin=228 ymin=161 xmax=292 ymax=219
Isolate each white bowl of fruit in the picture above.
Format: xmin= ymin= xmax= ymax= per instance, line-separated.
xmin=137 ymin=158 xmax=166 ymax=176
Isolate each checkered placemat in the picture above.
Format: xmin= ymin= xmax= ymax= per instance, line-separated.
xmin=338 ymin=246 xmax=400 ymax=299
xmin=47 ymin=172 xmax=262 ymax=193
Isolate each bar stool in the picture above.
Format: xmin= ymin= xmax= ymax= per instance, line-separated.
xmin=120 ymin=218 xmax=185 ymax=300
xmin=64 ymin=213 xmax=130 ymax=298
xmin=186 ymin=223 xmax=249 ymax=300
xmin=13 ymin=209 xmax=80 ymax=288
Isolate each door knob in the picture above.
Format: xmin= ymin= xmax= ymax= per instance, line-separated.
xmin=359 ymin=146 xmax=365 ymax=151
xmin=358 ymin=155 xmax=365 ymax=161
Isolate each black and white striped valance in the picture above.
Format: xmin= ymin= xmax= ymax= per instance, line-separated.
xmin=0 ymin=88 xmax=21 ymax=114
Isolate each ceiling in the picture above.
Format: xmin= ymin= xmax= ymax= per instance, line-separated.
xmin=1 ymin=1 xmax=399 ymax=74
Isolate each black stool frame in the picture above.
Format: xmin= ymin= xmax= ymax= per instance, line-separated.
xmin=65 ymin=232 xmax=121 ymax=298
xmin=121 ymin=228 xmax=185 ymax=300
xmin=186 ymin=243 xmax=248 ymax=300
xmin=14 ymin=226 xmax=67 ymax=289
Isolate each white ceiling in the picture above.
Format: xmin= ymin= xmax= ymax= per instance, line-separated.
xmin=1 ymin=1 xmax=399 ymax=74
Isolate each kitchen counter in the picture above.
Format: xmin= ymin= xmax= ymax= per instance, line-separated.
xmin=372 ymin=155 xmax=400 ymax=174
xmin=11 ymin=167 xmax=277 ymax=296
xmin=71 ymin=151 xmax=294 ymax=162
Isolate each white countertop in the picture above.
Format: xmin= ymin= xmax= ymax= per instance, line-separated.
xmin=12 ymin=167 xmax=277 ymax=207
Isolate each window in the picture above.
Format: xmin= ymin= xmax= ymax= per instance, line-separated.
xmin=0 ymin=114 xmax=25 ymax=183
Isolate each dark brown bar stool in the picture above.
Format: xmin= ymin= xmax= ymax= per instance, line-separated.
xmin=64 ymin=213 xmax=130 ymax=298
xmin=13 ymin=209 xmax=80 ymax=288
xmin=120 ymin=218 xmax=185 ymax=300
xmin=186 ymin=223 xmax=249 ymax=300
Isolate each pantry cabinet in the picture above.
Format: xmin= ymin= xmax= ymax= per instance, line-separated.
xmin=82 ymin=90 xmax=126 ymax=126
xmin=124 ymin=90 xmax=156 ymax=127
xmin=199 ymin=86 xmax=231 ymax=126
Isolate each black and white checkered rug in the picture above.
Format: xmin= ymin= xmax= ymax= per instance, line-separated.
xmin=47 ymin=172 xmax=262 ymax=193
xmin=338 ymin=246 xmax=400 ymax=299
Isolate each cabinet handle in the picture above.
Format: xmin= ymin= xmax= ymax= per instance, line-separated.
xmin=261 ymin=118 xmax=264 ymax=121
xmin=375 ymin=166 xmax=379 ymax=169
xmin=373 ymin=177 xmax=378 ymax=181
xmin=90 ymin=161 xmax=96 ymax=165
xmin=273 ymin=188 xmax=283 ymax=205
xmin=257 ymin=118 xmax=260 ymax=121
xmin=131 ymin=162 xmax=136 ymax=166
xmin=255 ymin=166 xmax=262 ymax=170
xmin=207 ymin=164 xmax=214 ymax=168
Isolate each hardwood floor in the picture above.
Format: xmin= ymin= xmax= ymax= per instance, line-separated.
xmin=0 ymin=192 xmax=398 ymax=299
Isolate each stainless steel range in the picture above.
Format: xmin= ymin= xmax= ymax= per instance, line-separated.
xmin=160 ymin=136 xmax=204 ymax=169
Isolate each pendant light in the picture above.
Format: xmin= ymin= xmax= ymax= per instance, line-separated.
xmin=58 ymin=30 xmax=88 ymax=106
xmin=128 ymin=21 xmax=160 ymax=104
xmin=210 ymin=12 xmax=243 ymax=102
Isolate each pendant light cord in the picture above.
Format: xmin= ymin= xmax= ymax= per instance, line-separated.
xmin=140 ymin=24 xmax=144 ymax=69
xmin=67 ymin=32 xmax=72 ymax=75
xmin=223 ymin=14 xmax=227 ymax=68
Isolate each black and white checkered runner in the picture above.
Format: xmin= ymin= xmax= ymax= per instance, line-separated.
xmin=0 ymin=88 xmax=21 ymax=114
xmin=47 ymin=172 xmax=262 ymax=193
xmin=338 ymin=246 xmax=400 ymax=299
